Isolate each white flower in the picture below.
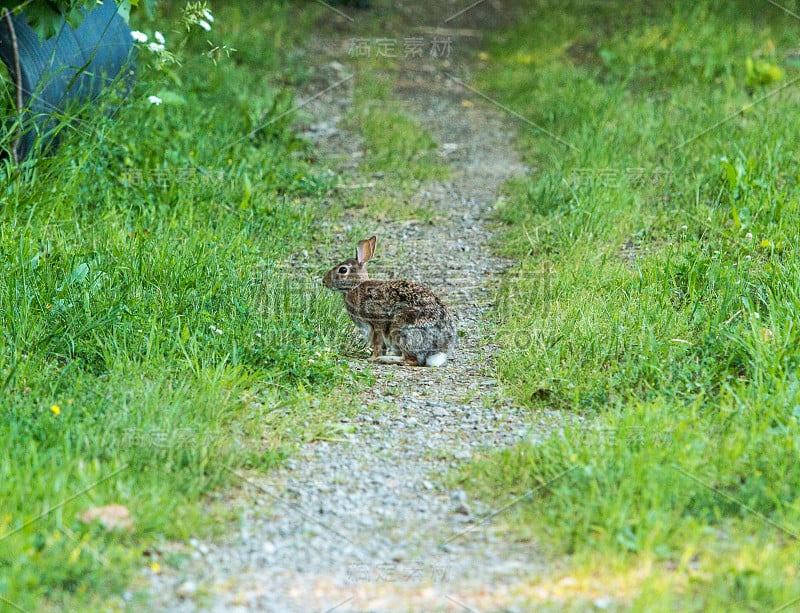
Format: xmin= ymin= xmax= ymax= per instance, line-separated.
xmin=154 ymin=31 xmax=166 ymax=44
xmin=148 ymin=42 xmax=165 ymax=53
xmin=147 ymin=95 xmax=163 ymax=105
xmin=131 ymin=30 xmax=148 ymax=43
xmin=198 ymin=19 xmax=212 ymax=32
xmin=202 ymin=9 xmax=215 ymax=23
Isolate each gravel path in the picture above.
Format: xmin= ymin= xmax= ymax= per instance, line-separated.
xmin=147 ymin=9 xmax=565 ymax=613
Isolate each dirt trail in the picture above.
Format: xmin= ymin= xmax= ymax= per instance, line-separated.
xmin=148 ymin=4 xmax=563 ymax=612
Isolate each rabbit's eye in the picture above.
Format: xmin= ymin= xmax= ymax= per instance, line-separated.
xmin=338 ymin=266 xmax=348 ymax=274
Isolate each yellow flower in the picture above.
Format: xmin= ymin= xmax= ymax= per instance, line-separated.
xmin=51 ymin=405 xmax=61 ymax=416
xmin=150 ymin=562 xmax=161 ymax=574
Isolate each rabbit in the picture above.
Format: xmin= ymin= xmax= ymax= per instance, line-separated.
xmin=322 ymin=235 xmax=456 ymax=366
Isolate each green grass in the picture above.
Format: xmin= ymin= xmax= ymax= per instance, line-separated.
xmin=7 ymin=0 xmax=800 ymax=610
xmin=356 ymin=84 xmax=448 ymax=182
xmin=0 ymin=61 xmax=11 ymax=127
xmin=361 ymin=106 xmax=445 ymax=178
xmin=0 ymin=2 xmax=369 ymax=611
xmin=459 ymin=0 xmax=800 ymax=609
xmin=341 ymin=64 xmax=449 ymax=219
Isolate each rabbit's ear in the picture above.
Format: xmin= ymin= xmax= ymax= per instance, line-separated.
xmin=356 ymin=236 xmax=377 ymax=265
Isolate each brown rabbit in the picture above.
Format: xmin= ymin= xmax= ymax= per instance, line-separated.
xmin=323 ymin=236 xmax=456 ymax=366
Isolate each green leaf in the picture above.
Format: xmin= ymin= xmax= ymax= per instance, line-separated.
xmin=1 ymin=0 xmax=155 ymax=39
xmin=69 ymin=262 xmax=90 ymax=285
xmin=63 ymin=6 xmax=88 ymax=31
xmin=720 ymin=158 xmax=738 ymax=190
xmin=731 ymin=204 xmax=741 ymax=230
xmin=15 ymin=3 xmax=66 ymax=40
xmin=116 ymin=1 xmax=132 ymax=22
xmin=745 ymin=56 xmax=784 ymax=88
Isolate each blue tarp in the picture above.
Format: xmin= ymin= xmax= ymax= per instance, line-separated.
xmin=0 ymin=1 xmax=135 ymax=159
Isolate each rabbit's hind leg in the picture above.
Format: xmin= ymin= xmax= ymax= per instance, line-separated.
xmin=374 ymin=355 xmax=404 ymax=364
xmin=401 ymin=352 xmax=423 ymax=366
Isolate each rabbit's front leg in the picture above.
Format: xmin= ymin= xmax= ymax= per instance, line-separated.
xmin=369 ymin=327 xmax=384 ymax=359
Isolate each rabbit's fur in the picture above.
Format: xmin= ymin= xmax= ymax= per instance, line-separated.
xmin=323 ymin=236 xmax=456 ymax=366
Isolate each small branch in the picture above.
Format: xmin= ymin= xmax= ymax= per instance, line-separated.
xmin=3 ymin=7 xmax=23 ymax=163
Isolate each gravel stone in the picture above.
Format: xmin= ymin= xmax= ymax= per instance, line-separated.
xmin=176 ymin=581 xmax=198 ymax=599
